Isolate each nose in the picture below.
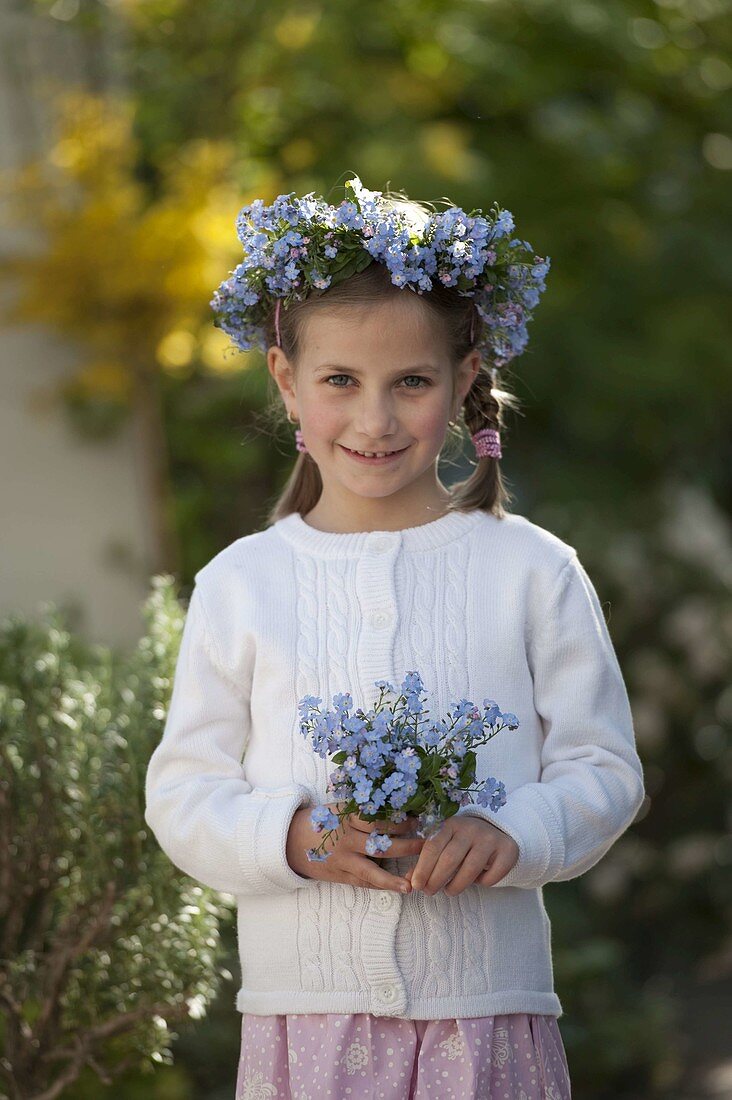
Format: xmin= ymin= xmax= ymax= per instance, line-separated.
xmin=354 ymin=396 xmax=400 ymax=442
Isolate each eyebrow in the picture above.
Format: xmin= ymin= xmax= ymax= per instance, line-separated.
xmin=314 ymin=363 xmax=442 ymax=375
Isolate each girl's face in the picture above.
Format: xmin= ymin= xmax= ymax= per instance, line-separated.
xmin=268 ymin=295 xmax=480 ymax=529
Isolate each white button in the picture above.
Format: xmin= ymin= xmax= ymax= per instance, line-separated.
xmin=370 ymin=610 xmax=393 ymax=629
xmin=376 ymin=891 xmax=396 ymax=910
xmin=372 ymin=536 xmax=392 ymax=553
xmin=378 ymin=984 xmax=396 ymax=1002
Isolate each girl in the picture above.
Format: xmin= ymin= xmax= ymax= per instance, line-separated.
xmin=144 ymin=177 xmax=645 ymax=1099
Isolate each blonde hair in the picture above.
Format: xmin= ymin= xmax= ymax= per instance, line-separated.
xmin=259 ymin=187 xmax=522 ymax=526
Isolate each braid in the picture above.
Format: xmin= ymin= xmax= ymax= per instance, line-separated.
xmin=463 ymin=365 xmax=502 ymax=442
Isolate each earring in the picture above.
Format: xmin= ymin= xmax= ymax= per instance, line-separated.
xmin=287 ymin=410 xmax=308 ymax=453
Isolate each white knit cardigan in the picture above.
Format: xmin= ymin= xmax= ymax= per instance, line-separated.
xmin=144 ymin=508 xmax=645 ymax=1019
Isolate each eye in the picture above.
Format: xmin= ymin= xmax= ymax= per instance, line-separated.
xmin=324 ymin=374 xmax=432 ymax=389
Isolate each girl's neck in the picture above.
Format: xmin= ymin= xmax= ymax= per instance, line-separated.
xmin=303 ymin=491 xmax=453 ymax=536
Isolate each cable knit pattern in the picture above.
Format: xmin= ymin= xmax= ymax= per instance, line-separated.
xmin=416 ymin=544 xmax=464 ymax=1001
xmin=144 ymin=506 xmax=646 ymax=1019
xmin=444 ymin=538 xmax=488 ymax=999
xmin=291 ymin=550 xmax=325 ymax=992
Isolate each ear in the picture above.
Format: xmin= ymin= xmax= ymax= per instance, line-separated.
xmin=455 ymin=349 xmax=482 ymax=410
xmin=267 ymin=346 xmax=297 ymax=404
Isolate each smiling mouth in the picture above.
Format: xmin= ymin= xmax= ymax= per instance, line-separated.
xmin=341 ymin=445 xmax=410 ymax=457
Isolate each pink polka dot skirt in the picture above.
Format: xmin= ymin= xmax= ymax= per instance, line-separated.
xmin=235 ymin=1011 xmax=572 ymax=1098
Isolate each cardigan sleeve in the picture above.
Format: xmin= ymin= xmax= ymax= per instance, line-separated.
xmin=459 ymin=552 xmax=646 ymax=889
xmin=144 ymin=582 xmax=317 ymax=896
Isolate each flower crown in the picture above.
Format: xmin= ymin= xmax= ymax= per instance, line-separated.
xmin=209 ymin=175 xmax=550 ymax=372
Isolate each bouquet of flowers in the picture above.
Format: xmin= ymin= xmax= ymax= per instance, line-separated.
xmin=298 ymin=670 xmax=520 ymax=863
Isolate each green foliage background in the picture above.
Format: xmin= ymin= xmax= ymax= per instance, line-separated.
xmin=6 ymin=0 xmax=731 ymax=1096
xmin=130 ymin=0 xmax=732 ymax=577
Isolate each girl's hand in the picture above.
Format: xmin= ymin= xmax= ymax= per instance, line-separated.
xmin=286 ymin=803 xmax=425 ymax=891
xmin=404 ymin=816 xmax=519 ymax=896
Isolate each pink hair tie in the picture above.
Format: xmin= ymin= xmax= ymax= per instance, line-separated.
xmin=471 ymin=427 xmax=502 ymax=458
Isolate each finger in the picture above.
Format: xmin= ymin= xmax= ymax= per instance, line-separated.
xmin=477 ymin=850 xmax=498 ymax=876
xmin=385 ymin=837 xmax=424 ymax=858
xmin=350 ymin=815 xmax=418 ymax=836
xmin=346 ymin=816 xmax=424 ymax=851
xmin=410 ymin=826 xmax=453 ymax=891
xmin=419 ymin=837 xmax=472 ymax=895
xmin=349 ymin=816 xmax=386 ymax=835
xmin=350 ymin=854 xmax=410 ymax=891
xmin=443 ymin=852 xmax=490 ymax=896
xmin=476 ymin=853 xmax=513 ymax=888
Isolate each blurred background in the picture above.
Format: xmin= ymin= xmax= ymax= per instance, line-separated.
xmin=0 ymin=0 xmax=730 ymax=1096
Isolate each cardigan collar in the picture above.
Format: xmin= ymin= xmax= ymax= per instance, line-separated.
xmin=271 ymin=507 xmax=488 ymax=558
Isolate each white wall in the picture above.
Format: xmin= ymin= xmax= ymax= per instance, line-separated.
xmin=0 ymin=3 xmax=156 ymax=648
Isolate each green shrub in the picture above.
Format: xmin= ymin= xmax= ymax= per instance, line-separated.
xmin=0 ymin=577 xmax=232 ymax=1099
